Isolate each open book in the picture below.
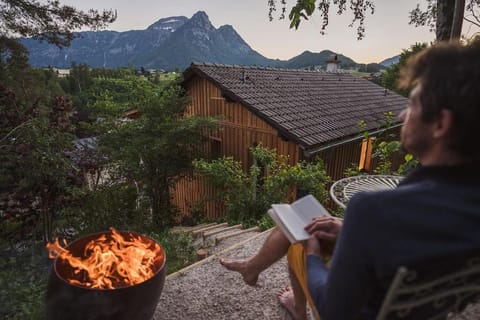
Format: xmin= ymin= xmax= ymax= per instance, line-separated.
xmin=268 ymin=194 xmax=331 ymax=243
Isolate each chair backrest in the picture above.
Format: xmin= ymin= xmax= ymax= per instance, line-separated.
xmin=376 ymin=251 xmax=480 ymax=320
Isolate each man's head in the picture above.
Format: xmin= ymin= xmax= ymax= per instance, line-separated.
xmin=398 ymin=39 xmax=480 ymax=163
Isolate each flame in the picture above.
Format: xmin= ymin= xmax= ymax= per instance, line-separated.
xmin=46 ymin=228 xmax=164 ymax=289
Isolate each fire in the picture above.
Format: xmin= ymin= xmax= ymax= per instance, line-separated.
xmin=46 ymin=228 xmax=164 ymax=289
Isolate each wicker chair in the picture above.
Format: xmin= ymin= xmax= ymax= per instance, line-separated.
xmin=377 ymin=251 xmax=480 ymax=320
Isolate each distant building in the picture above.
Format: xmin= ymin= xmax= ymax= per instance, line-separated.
xmin=52 ymin=68 xmax=70 ymax=78
xmin=326 ymin=54 xmax=341 ymax=73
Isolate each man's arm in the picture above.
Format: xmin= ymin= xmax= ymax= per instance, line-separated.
xmin=312 ymin=194 xmax=377 ymax=320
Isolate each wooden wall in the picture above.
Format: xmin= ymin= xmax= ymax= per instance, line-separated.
xmin=313 ymin=139 xmax=364 ymax=181
xmin=173 ymin=77 xmax=301 ymax=219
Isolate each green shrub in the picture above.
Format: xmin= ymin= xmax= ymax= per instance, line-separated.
xmin=194 ymin=145 xmax=331 ymax=227
xmin=0 ymin=245 xmax=49 ymax=320
xmin=148 ymin=230 xmax=196 ymax=275
xmin=63 ymin=185 xmax=152 ymax=236
xmin=257 ymin=215 xmax=275 ymax=231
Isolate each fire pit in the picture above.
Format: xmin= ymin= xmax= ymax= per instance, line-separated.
xmin=46 ymin=229 xmax=166 ymax=320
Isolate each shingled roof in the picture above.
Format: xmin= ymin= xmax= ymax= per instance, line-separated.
xmin=183 ymin=63 xmax=408 ymax=152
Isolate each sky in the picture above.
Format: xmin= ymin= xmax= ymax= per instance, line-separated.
xmin=59 ymin=0 xmax=480 ymax=64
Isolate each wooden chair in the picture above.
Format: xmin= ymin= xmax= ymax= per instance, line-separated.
xmin=376 ymin=251 xmax=480 ymax=320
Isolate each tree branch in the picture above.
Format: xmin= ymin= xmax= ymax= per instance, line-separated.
xmin=464 ymin=15 xmax=480 ymax=26
xmin=0 ymin=119 xmax=34 ymax=147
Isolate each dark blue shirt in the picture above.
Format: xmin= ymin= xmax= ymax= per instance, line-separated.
xmin=307 ymin=163 xmax=480 ymax=320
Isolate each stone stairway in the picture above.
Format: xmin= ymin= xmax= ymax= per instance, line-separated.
xmin=172 ymin=222 xmax=262 ymax=259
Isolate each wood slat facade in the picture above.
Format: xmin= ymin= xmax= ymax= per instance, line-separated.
xmin=173 ymin=77 xmax=302 ymax=219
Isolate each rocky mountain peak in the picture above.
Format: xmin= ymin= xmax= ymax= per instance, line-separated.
xmin=147 ymin=16 xmax=188 ymax=32
xmin=188 ymin=11 xmax=215 ymax=31
xmin=218 ymin=24 xmax=235 ymax=33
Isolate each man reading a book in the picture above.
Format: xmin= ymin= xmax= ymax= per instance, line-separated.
xmin=220 ymin=39 xmax=480 ymax=320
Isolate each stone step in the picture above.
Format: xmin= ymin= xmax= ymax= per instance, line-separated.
xmin=172 ymin=222 xmax=263 ymax=259
xmin=214 ymin=226 xmax=260 ymax=245
xmin=202 ymin=224 xmax=243 ymax=239
xmin=191 ymin=222 xmax=228 ymax=237
xmin=170 ymin=222 xmax=218 ymax=234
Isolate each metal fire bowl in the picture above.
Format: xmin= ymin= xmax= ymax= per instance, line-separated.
xmin=46 ymin=230 xmax=166 ymax=320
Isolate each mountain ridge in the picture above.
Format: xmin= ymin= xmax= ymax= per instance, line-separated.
xmin=20 ymin=11 xmax=390 ymax=71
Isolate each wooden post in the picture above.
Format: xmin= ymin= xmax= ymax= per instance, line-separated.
xmin=196 ymin=249 xmax=208 ymax=261
xmin=359 ymin=138 xmax=374 ymax=171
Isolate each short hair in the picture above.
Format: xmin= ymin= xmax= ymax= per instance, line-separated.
xmin=399 ymin=39 xmax=480 ymax=160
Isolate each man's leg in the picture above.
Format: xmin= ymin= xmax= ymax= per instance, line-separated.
xmin=220 ymin=227 xmax=290 ymax=285
xmin=278 ymin=264 xmax=308 ymax=320
xmin=282 ymin=243 xmax=322 ymax=320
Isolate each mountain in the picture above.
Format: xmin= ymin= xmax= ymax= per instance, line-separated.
xmin=136 ymin=11 xmax=275 ymax=69
xmin=379 ymin=55 xmax=400 ymax=67
xmin=20 ymin=11 xmax=360 ymax=71
xmin=20 ymin=11 xmax=277 ymax=70
xmin=22 ymin=16 xmax=189 ymax=68
xmin=284 ymin=50 xmax=357 ymax=69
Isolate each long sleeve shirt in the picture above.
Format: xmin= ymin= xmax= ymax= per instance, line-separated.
xmin=306 ymin=163 xmax=480 ymax=320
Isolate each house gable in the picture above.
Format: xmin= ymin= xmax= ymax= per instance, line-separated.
xmin=183 ymin=74 xmax=302 ymax=169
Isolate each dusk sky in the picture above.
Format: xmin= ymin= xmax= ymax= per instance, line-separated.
xmin=60 ymin=0 xmax=479 ymax=63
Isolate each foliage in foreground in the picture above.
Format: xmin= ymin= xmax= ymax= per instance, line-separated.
xmin=382 ymin=43 xmax=428 ymax=97
xmin=194 ymin=145 xmax=331 ymax=228
xmin=0 ymin=246 xmax=49 ymax=320
xmin=345 ymin=113 xmax=419 ymax=177
xmin=99 ymin=81 xmax=219 ymax=229
xmin=149 ymin=230 xmax=197 ymax=275
xmin=0 ymin=63 xmax=80 ymax=243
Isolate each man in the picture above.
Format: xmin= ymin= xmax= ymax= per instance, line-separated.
xmin=220 ymin=39 xmax=480 ymax=320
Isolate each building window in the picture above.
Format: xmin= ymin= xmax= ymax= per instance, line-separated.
xmin=209 ymin=137 xmax=222 ymax=159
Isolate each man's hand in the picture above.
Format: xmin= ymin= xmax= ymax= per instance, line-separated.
xmin=304 ymin=216 xmax=343 ymax=257
xmin=304 ymin=216 xmax=343 ymax=241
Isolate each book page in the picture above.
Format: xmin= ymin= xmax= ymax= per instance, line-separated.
xmin=291 ymin=194 xmax=330 ymax=225
xmin=271 ymin=204 xmax=310 ymax=242
xmin=270 ymin=194 xmax=331 ymax=242
xmin=267 ymin=209 xmax=295 ymax=243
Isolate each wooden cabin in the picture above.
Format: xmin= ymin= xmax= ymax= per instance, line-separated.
xmin=173 ymin=63 xmax=408 ymax=219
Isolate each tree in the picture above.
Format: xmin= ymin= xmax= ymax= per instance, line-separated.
xmin=66 ymin=63 xmax=93 ymax=94
xmin=357 ymin=63 xmax=384 ymax=73
xmin=0 ymin=72 xmax=78 ymax=243
xmin=382 ymin=43 xmax=428 ymax=96
xmin=0 ymin=0 xmax=116 ymax=47
xmin=268 ymin=0 xmax=480 ymax=41
xmin=269 ymin=0 xmax=375 ymax=40
xmin=0 ymin=0 xmax=116 ymax=242
xmin=409 ymin=0 xmax=480 ymax=40
xmin=100 ymin=81 xmax=219 ymax=229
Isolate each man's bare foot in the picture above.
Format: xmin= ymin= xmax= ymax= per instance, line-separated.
xmin=219 ymin=258 xmax=259 ymax=286
xmin=278 ymin=286 xmax=306 ymax=320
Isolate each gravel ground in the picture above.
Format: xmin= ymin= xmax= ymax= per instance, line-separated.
xmin=153 ymin=229 xmax=293 ymax=320
xmin=153 ymin=229 xmax=480 ymax=320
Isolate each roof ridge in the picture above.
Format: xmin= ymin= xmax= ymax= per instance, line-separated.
xmin=190 ymin=61 xmax=347 ymax=74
